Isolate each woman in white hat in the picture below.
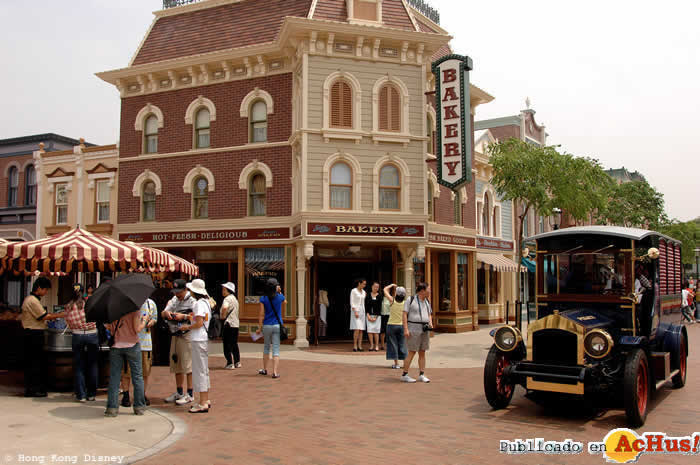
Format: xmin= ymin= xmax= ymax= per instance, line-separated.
xmin=178 ymin=279 xmax=211 ymax=413
xmin=220 ymin=282 xmax=241 ymax=369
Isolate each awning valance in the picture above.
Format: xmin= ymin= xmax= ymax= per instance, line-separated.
xmin=521 ymin=257 xmax=536 ymax=273
xmin=477 ymin=253 xmax=526 ymax=273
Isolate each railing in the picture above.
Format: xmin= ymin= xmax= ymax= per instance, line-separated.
xmin=406 ymin=0 xmax=440 ymax=24
xmin=163 ymin=0 xmax=201 ymax=9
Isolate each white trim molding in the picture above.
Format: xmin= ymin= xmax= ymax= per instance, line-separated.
xmin=371 ymin=75 xmax=411 ymax=137
xmin=427 ymin=169 xmax=440 ymax=198
xmin=238 ymin=160 xmax=273 ymax=190
xmin=322 ymin=151 xmax=363 ymax=212
xmin=372 ymin=153 xmax=410 ymax=213
xmin=239 ymin=88 xmax=275 ymax=118
xmin=46 ymin=176 xmax=73 ymax=193
xmin=322 ymin=71 xmax=363 ymax=133
xmin=134 ymin=103 xmax=165 ymax=131
xmin=183 ymin=165 xmax=216 ymax=193
xmin=132 ymin=169 xmax=163 ymax=197
xmin=87 ymin=172 xmax=116 ymax=189
xmin=184 ymin=96 xmax=217 ymax=125
xmin=21 ymin=159 xmax=35 ymax=172
xmin=4 ymin=161 xmax=20 ymax=178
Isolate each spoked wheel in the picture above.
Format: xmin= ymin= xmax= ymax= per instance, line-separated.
xmin=484 ymin=345 xmax=515 ymax=409
xmin=624 ymin=349 xmax=650 ymax=427
xmin=672 ymin=333 xmax=688 ymax=388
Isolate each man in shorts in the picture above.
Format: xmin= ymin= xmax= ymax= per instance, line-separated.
xmin=401 ymin=282 xmax=433 ymax=383
xmin=120 ymin=297 xmax=158 ymax=407
xmin=161 ymin=279 xmax=196 ymax=405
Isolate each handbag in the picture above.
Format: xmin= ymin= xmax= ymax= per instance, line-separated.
xmin=269 ymin=297 xmax=288 ymax=341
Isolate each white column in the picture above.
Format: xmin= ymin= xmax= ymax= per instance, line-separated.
xmin=294 ymin=242 xmax=313 ymax=348
xmin=74 ymin=145 xmax=85 ymax=227
xmin=401 ymin=246 xmax=417 ymax=296
xmin=32 ymin=149 xmax=43 ymax=239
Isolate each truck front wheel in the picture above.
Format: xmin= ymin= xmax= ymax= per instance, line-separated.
xmin=623 ymin=348 xmax=650 ymax=427
xmin=484 ymin=345 xmax=515 ymax=409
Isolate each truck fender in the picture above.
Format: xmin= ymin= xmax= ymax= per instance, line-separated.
xmin=662 ymin=324 xmax=688 ymax=361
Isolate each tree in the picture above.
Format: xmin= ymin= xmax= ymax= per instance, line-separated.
xmin=598 ymin=180 xmax=668 ymax=230
xmin=488 ymin=138 xmax=613 ymax=298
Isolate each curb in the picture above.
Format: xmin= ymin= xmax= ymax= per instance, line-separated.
xmin=123 ymin=407 xmax=187 ymax=465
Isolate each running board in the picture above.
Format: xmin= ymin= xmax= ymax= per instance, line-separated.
xmin=655 ymin=369 xmax=679 ymax=390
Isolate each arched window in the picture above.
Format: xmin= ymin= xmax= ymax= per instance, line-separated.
xmin=144 ymin=115 xmax=158 ymax=153
xmin=25 ymin=165 xmax=36 ymax=206
xmin=482 ymin=194 xmax=490 ymax=236
xmin=330 ymin=80 xmax=353 ymax=128
xmin=142 ymin=181 xmax=156 ymax=222
xmin=454 ymin=190 xmax=462 ymax=225
xmin=330 ymin=162 xmax=352 ymax=209
xmin=378 ymin=84 xmax=400 ymax=132
xmin=195 ymin=108 xmax=210 ymax=149
xmin=192 ymin=176 xmax=209 ymax=218
xmin=493 ymin=206 xmax=499 ymax=237
xmin=427 ymin=180 xmax=434 ymax=221
xmin=8 ymin=166 xmax=18 ymax=207
xmin=427 ymin=116 xmax=436 ymax=154
xmin=522 ymin=209 xmax=529 ymax=237
xmin=379 ymin=164 xmax=400 ymax=210
xmin=539 ymin=215 xmax=545 ymax=234
xmin=249 ymin=173 xmax=266 ymax=216
xmin=250 ymin=101 xmax=268 ymax=143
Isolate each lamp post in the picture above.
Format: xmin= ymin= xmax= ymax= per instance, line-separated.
xmin=552 ymin=208 xmax=562 ymax=230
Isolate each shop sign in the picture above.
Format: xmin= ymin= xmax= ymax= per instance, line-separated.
xmin=119 ymin=227 xmax=290 ymax=243
xmin=476 ymin=236 xmax=514 ymax=251
xmin=428 ymin=232 xmax=476 ymax=247
xmin=308 ymin=223 xmax=424 ymax=237
xmin=432 ymin=54 xmax=473 ymax=190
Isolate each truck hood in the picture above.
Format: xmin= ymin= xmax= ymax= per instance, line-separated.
xmin=559 ymin=309 xmax=614 ymax=330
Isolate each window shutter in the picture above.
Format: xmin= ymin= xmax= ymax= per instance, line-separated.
xmin=341 ymin=81 xmax=352 ymax=128
xmin=379 ymin=86 xmax=388 ymax=131
xmin=389 ymin=86 xmax=400 ymax=131
xmin=331 ymin=80 xmax=353 ymax=128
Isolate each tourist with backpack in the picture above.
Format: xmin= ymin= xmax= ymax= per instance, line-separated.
xmin=401 ymin=283 xmax=433 ymax=383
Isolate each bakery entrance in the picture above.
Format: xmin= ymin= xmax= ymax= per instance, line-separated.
xmin=313 ymin=247 xmax=395 ymax=342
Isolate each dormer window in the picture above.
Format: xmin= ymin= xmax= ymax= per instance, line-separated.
xmin=348 ymin=0 xmax=381 ymax=24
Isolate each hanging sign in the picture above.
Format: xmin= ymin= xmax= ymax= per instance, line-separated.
xmin=432 ymin=54 xmax=473 ymax=190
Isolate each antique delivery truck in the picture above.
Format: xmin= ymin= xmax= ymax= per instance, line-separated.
xmin=483 ymin=226 xmax=688 ymax=426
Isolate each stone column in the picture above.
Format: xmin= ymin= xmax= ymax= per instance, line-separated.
xmin=294 ymin=242 xmax=313 ymax=348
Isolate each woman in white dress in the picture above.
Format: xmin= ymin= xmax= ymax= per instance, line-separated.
xmin=349 ymin=278 xmax=367 ymax=352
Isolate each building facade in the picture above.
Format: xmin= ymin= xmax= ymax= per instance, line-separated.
xmin=96 ymin=0 xmax=502 ymax=343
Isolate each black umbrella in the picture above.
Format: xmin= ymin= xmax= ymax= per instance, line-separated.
xmin=86 ymin=273 xmax=155 ymax=323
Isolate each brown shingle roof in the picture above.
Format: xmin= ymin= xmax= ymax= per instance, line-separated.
xmin=431 ymin=44 xmax=451 ymax=62
xmin=416 ymin=17 xmax=439 ymax=33
xmin=132 ymin=0 xmax=313 ymax=66
xmin=312 ymin=0 xmax=416 ymax=30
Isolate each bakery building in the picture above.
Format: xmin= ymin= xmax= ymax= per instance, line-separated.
xmin=97 ymin=0 xmax=497 ymax=343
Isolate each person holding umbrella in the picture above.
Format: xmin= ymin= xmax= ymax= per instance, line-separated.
xmin=177 ymin=279 xmax=212 ymax=412
xmin=85 ymin=273 xmax=154 ymax=417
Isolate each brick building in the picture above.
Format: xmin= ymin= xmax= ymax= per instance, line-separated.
xmin=97 ymin=0 xmax=496 ymax=343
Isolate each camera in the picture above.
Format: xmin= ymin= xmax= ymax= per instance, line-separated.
xmin=423 ymin=324 xmax=433 ymax=332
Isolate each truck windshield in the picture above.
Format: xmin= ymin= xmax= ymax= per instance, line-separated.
xmin=542 ymin=251 xmax=630 ymax=296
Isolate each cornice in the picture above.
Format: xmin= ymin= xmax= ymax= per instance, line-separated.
xmin=119 ymin=141 xmax=291 ymax=163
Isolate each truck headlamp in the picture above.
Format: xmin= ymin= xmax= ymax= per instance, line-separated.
xmin=584 ymin=329 xmax=613 ymax=359
xmin=494 ymin=326 xmax=522 ymax=352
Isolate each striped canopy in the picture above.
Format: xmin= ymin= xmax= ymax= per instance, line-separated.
xmin=0 ymin=227 xmax=198 ymax=276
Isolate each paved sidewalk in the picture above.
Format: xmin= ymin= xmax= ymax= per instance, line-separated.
xmin=0 ymin=373 xmax=183 ymax=465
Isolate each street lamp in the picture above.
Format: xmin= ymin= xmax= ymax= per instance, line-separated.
xmin=552 ymin=208 xmax=562 ymax=230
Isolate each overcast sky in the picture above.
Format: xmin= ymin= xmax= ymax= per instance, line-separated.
xmin=2 ymin=0 xmax=698 ymax=220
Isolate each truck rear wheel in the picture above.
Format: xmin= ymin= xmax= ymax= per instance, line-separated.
xmin=624 ymin=348 xmax=650 ymax=427
xmin=484 ymin=345 xmax=515 ymax=409
xmin=672 ymin=332 xmax=687 ymax=388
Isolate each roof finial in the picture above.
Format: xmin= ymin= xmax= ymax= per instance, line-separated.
xmin=525 ymin=97 xmax=531 ymax=110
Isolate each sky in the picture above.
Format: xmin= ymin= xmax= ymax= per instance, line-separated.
xmin=1 ymin=0 xmax=698 ymax=221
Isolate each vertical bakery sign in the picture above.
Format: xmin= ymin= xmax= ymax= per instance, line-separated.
xmin=432 ymin=55 xmax=473 ymax=189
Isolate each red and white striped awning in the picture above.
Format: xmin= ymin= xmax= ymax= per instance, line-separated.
xmin=0 ymin=227 xmax=198 ymax=275
xmin=477 ymin=253 xmax=526 ymax=273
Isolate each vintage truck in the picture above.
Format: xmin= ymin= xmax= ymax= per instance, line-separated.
xmin=483 ymin=226 xmax=688 ymax=426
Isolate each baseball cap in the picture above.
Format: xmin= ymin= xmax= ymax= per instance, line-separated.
xmin=171 ymin=278 xmax=187 ymax=293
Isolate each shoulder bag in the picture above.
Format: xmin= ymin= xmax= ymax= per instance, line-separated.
xmin=269 ymin=297 xmax=288 ymax=341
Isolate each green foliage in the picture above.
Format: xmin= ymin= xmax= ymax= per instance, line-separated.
xmin=599 ymin=180 xmax=668 ymax=230
xmin=658 ymin=220 xmax=699 ymax=265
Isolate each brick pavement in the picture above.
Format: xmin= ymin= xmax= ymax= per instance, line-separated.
xmin=138 ymin=324 xmax=700 ymax=465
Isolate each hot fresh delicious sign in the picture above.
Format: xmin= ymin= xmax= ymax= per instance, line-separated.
xmin=432 ymin=54 xmax=473 ymax=190
xmin=119 ymin=227 xmax=289 ymax=243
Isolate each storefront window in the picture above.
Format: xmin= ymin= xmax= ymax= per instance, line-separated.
xmin=489 ymin=268 xmax=499 ymax=304
xmin=414 ymin=257 xmax=425 ymax=290
xmin=478 ymin=267 xmax=486 ymax=305
xmin=245 ymin=248 xmax=285 ymax=300
xmin=438 ymin=253 xmax=451 ymax=311
xmin=457 ymin=253 xmax=469 ymax=310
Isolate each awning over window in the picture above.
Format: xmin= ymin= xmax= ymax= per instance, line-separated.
xmin=521 ymin=257 xmax=536 ymax=273
xmin=477 ymin=253 xmax=526 ymax=273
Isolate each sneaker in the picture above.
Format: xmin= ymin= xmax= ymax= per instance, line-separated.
xmin=400 ymin=374 xmax=416 ymax=383
xmin=418 ymin=374 xmax=431 ymax=383
xmin=121 ymin=392 xmax=131 ymax=408
xmin=391 ymin=364 xmax=401 ymax=369
xmin=104 ymin=408 xmax=118 ymax=418
xmin=133 ymin=407 xmax=146 ymax=416
xmin=87 ymin=396 xmax=96 ymax=402
xmin=164 ymin=392 xmax=184 ymax=403
xmin=77 ymin=398 xmax=87 ymax=403
xmin=188 ymin=403 xmax=209 ymax=413
xmin=235 ymin=362 xmax=242 ymax=368
xmin=175 ymin=394 xmax=193 ymax=405
xmin=224 ymin=364 xmax=235 ymax=370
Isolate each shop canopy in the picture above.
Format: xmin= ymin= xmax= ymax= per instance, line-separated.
xmin=477 ymin=253 xmax=526 ymax=273
xmin=0 ymin=227 xmax=198 ymax=276
xmin=521 ymin=257 xmax=536 ymax=273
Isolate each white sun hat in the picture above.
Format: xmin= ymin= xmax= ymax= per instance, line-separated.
xmin=186 ymin=279 xmax=209 ymax=296
xmin=221 ymin=282 xmax=236 ymax=294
